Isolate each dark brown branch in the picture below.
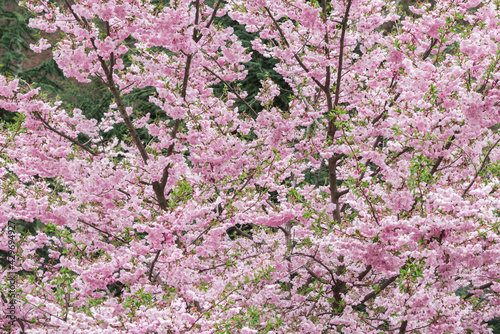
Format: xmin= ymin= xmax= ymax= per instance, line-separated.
xmin=202 ymin=65 xmax=258 ymax=117
xmin=332 ymin=267 xmax=347 ymax=310
xmin=190 ymin=220 xmax=217 ymax=246
xmin=322 ymin=0 xmax=332 ymax=113
xmin=65 ymin=0 xmax=178 ymax=211
xmin=152 ymin=55 xmax=192 ymax=208
xmin=462 ymin=137 xmax=500 ymax=197
xmin=193 ymin=0 xmax=200 ymax=26
xmin=463 ymin=282 xmax=493 ymax=300
xmin=205 ymin=0 xmax=223 ymax=30
xmin=422 ymin=38 xmax=438 ymax=61
xmin=63 ymin=292 xmax=70 ymax=322
xmin=292 ymin=252 xmax=336 ymax=283
xmin=372 ymin=92 xmax=401 ymax=125
xmin=148 ymin=249 xmax=162 ymax=281
xmin=357 ymin=184 xmax=381 ymax=226
xmin=306 ymin=267 xmax=328 ymax=284
xmin=357 ymin=265 xmax=372 ymax=281
xmin=405 ymin=135 xmax=456 ymax=215
xmin=106 ymin=74 xmax=151 ymax=163
xmin=185 ymin=287 xmax=239 ymax=332
xmin=180 ymin=54 xmax=193 ymax=102
xmin=64 ymin=0 xmax=185 ymax=284
xmin=78 ymin=219 xmax=129 ymax=244
xmin=159 ymin=163 xmax=172 ymax=190
xmin=333 ymin=188 xmax=349 ymax=201
xmin=233 ymin=226 xmax=253 ymax=240
xmin=64 ymin=9 xmax=150 ymax=165
xmin=191 ymin=0 xmax=224 ymax=43
xmin=430 ymin=136 xmax=454 ymax=176
xmin=328 ymin=157 xmax=341 ymax=222
xmin=333 ymin=0 xmax=352 ymax=109
xmin=191 ymin=0 xmax=202 ymax=41
xmin=399 ymin=320 xmax=408 ymax=334
xmin=370 ymin=147 xmax=412 ymax=178
xmin=361 ymin=274 xmax=399 ymax=303
xmin=36 ymin=114 xmax=98 ymax=156
xmin=327 ymin=0 xmax=352 ymax=223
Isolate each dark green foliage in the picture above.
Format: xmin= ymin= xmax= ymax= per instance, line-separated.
xmin=0 ymin=0 xmax=32 ymax=75
xmin=107 ymin=281 xmax=125 ymax=297
xmin=21 ymin=59 xmax=63 ymax=93
xmin=56 ymin=77 xmax=113 ymax=122
xmin=488 ymin=318 xmax=500 ymax=334
xmin=0 ymin=249 xmax=11 ymax=268
xmin=0 ymin=0 xmax=62 ymax=85
xmin=1 ymin=0 xmax=63 ymax=124
xmin=212 ymin=10 xmax=292 ymax=115
xmin=10 ymin=218 xmax=45 ymax=237
xmin=0 ymin=219 xmax=47 ymax=276
xmin=226 ymin=223 xmax=253 ymax=240
xmin=303 ymin=163 xmax=329 ymax=187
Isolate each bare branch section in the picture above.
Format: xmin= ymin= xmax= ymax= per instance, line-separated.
xmin=332 ymin=0 xmax=352 ymax=110
xmin=204 ymin=0 xmax=223 ymax=31
xmin=361 ymin=274 xmax=399 ymax=304
xmin=430 ymin=136 xmax=455 ymax=176
xmin=358 ymin=265 xmax=372 ymax=281
xmin=463 ymin=282 xmax=493 ymax=300
xmin=64 ymin=0 xmax=151 ymax=164
xmin=399 ymin=320 xmax=408 ymax=334
xmin=147 ymin=246 xmax=162 ymax=281
xmin=422 ymin=38 xmax=438 ymax=61
xmin=306 ymin=267 xmax=328 ymax=284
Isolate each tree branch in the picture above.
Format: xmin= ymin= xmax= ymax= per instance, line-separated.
xmin=462 ymin=137 xmax=500 ymax=197
xmin=202 ymin=65 xmax=258 ymax=117
xmin=36 ymin=114 xmax=98 ymax=156
xmin=78 ymin=218 xmax=129 ymax=244
xmin=148 ymin=249 xmax=162 ymax=281
xmin=361 ymin=274 xmax=399 ymax=304
xmin=358 ymin=265 xmax=372 ymax=281
xmin=333 ymin=0 xmax=352 ymax=109
xmin=399 ymin=320 xmax=408 ymax=334
xmin=305 ymin=266 xmax=328 ymax=284
xmin=422 ymin=38 xmax=438 ymax=61
xmin=463 ymin=282 xmax=493 ymax=300
xmin=264 ymin=6 xmax=325 ymax=91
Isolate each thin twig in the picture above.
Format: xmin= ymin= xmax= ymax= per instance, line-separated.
xmin=463 ymin=282 xmax=493 ymax=300
xmin=78 ymin=218 xmax=129 ymax=244
xmin=36 ymin=114 xmax=98 ymax=156
xmin=462 ymin=137 xmax=500 ymax=197
xmin=202 ymin=65 xmax=258 ymax=117
xmin=264 ymin=6 xmax=325 ymax=91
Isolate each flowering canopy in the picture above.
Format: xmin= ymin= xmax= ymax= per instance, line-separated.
xmin=1 ymin=0 xmax=500 ymax=333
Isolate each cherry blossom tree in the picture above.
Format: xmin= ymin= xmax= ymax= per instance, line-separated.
xmin=1 ymin=0 xmax=500 ymax=332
